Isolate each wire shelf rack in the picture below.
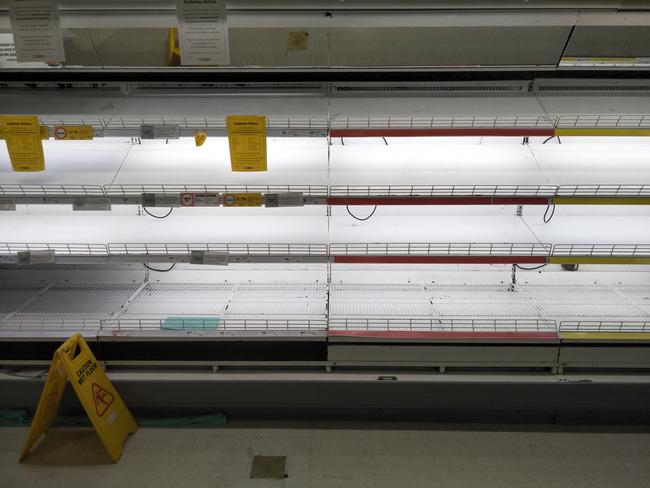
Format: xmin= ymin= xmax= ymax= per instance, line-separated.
xmin=107 ymin=243 xmax=329 ymax=256
xmin=552 ymin=244 xmax=650 ymax=257
xmin=2 ymin=184 xmax=649 ymax=200
xmin=36 ymin=114 xmax=650 ymax=131
xmin=0 ymin=319 xmax=102 ymax=331
xmin=0 ymin=184 xmax=105 ymax=197
xmin=101 ymin=318 xmax=327 ymax=331
xmin=330 ymin=242 xmax=552 ymax=256
xmin=0 ymin=243 xmax=108 ymax=255
xmin=328 ymin=318 xmax=557 ymax=332
xmin=329 ymin=114 xmax=650 ymax=129
xmin=330 ymin=185 xmax=557 ymax=197
xmin=104 ymin=184 xmax=327 ymax=196
xmin=559 ymin=321 xmax=650 ymax=333
xmin=38 ymin=116 xmax=330 ymax=130
xmin=556 ymin=185 xmax=650 ymax=197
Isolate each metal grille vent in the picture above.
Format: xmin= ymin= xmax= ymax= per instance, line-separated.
xmin=536 ymin=85 xmax=650 ymax=92
xmin=332 ymin=83 xmax=528 ymax=95
xmin=0 ymin=84 xmax=122 ymax=93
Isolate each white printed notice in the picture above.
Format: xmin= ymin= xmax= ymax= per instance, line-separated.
xmin=177 ymin=0 xmax=230 ymax=66
xmin=8 ymin=0 xmax=64 ymax=63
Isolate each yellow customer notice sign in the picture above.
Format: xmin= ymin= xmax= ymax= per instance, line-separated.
xmin=20 ymin=333 xmax=138 ymax=463
xmin=226 ymin=115 xmax=267 ymax=171
xmin=1 ymin=115 xmax=45 ymax=171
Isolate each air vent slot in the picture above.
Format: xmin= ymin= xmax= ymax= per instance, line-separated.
xmin=534 ymin=80 xmax=650 ymax=94
xmin=332 ymin=82 xmax=530 ymax=97
xmin=0 ymin=83 xmax=122 ymax=93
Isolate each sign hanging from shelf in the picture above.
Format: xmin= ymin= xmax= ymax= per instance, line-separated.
xmin=226 ymin=115 xmax=267 ymax=172
xmin=54 ymin=125 xmax=94 ymax=140
xmin=20 ymin=334 xmax=138 ymax=463
xmin=8 ymin=0 xmax=65 ymax=63
xmin=180 ymin=192 xmax=220 ymax=207
xmin=1 ymin=115 xmax=45 ymax=171
xmin=222 ymin=192 xmax=263 ymax=207
xmin=177 ymin=0 xmax=230 ymax=66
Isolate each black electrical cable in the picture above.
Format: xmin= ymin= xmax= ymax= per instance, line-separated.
xmin=143 ymin=207 xmax=174 ymax=219
xmin=515 ymin=263 xmax=548 ymax=271
xmin=340 ymin=137 xmax=344 ymax=145
xmin=143 ymin=262 xmax=176 ymax=272
xmin=543 ymin=135 xmax=562 ymax=145
xmin=543 ymin=201 xmax=556 ymax=223
xmin=346 ymin=205 xmax=377 ymax=221
xmin=382 ymin=136 xmax=388 ymax=145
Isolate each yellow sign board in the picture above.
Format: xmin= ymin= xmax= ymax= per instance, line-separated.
xmin=226 ymin=115 xmax=267 ymax=172
xmin=53 ymin=125 xmax=94 ymax=140
xmin=222 ymin=192 xmax=263 ymax=207
xmin=1 ymin=115 xmax=45 ymax=171
xmin=0 ymin=125 xmax=49 ymax=140
xmin=20 ymin=334 xmax=138 ymax=463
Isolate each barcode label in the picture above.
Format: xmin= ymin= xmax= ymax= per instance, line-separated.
xmin=140 ymin=125 xmax=180 ymax=140
xmin=72 ymin=197 xmax=111 ymax=211
xmin=17 ymin=250 xmax=56 ymax=265
xmin=0 ymin=199 xmax=16 ymax=211
xmin=265 ymin=192 xmax=304 ymax=207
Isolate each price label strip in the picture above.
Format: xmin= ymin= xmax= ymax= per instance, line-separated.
xmin=54 ymin=125 xmax=94 ymax=140
xmin=222 ymin=193 xmax=263 ymax=207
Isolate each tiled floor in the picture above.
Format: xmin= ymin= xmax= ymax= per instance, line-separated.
xmin=2 ymin=424 xmax=650 ymax=487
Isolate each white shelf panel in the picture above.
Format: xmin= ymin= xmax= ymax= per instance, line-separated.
xmin=10 ymin=208 xmax=650 ymax=247
xmin=0 ymin=209 xmax=328 ymax=244
xmin=7 ymin=282 xmax=140 ymax=321
xmin=0 ymin=138 xmax=328 ymax=186
xmin=0 ymin=283 xmax=47 ymax=314
xmin=1 ymin=280 xmax=646 ymax=334
xmin=329 ymin=139 xmax=650 ymax=186
xmin=329 ymin=283 xmax=650 ymax=330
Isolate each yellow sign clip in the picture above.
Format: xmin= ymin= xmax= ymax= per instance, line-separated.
xmin=194 ymin=129 xmax=207 ymax=146
xmin=20 ymin=334 xmax=138 ymax=463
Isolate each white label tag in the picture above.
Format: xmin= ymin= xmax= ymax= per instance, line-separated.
xmin=141 ymin=193 xmax=180 ymax=207
xmin=189 ymin=250 xmax=228 ymax=266
xmin=203 ymin=252 xmax=229 ymax=266
xmin=0 ymin=199 xmax=17 ymax=211
xmin=195 ymin=192 xmax=220 ymax=207
xmin=140 ymin=125 xmax=180 ymax=140
xmin=155 ymin=194 xmax=181 ymax=207
xmin=17 ymin=250 xmax=56 ymax=265
xmin=8 ymin=0 xmax=65 ymax=63
xmin=72 ymin=197 xmax=112 ymax=211
xmin=177 ymin=0 xmax=230 ymax=66
xmin=265 ymin=192 xmax=304 ymax=207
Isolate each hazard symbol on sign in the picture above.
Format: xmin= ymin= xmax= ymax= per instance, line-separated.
xmin=179 ymin=192 xmax=195 ymax=207
xmin=54 ymin=127 xmax=67 ymax=140
xmin=92 ymin=383 xmax=114 ymax=417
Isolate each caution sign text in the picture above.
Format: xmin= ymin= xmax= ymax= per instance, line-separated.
xmin=20 ymin=333 xmax=138 ymax=463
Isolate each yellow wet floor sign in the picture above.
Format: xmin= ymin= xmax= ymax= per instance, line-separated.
xmin=20 ymin=333 xmax=138 ymax=463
